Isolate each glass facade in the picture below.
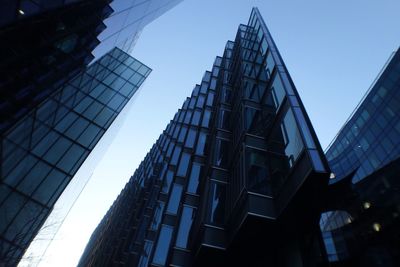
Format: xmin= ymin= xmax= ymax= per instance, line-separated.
xmin=0 ymin=1 xmax=182 ymax=265
xmin=78 ymin=8 xmax=330 ymax=267
xmin=0 ymin=48 xmax=150 ymax=265
xmin=321 ymin=49 xmax=400 ymax=266
xmin=0 ymin=0 xmax=182 ymax=134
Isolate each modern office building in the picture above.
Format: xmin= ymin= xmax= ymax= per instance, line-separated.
xmin=0 ymin=0 xmax=182 ymax=134
xmin=0 ymin=48 xmax=151 ymax=266
xmin=321 ymin=49 xmax=400 ymax=266
xmin=79 ymin=8 xmax=331 ymax=267
xmin=1 ymin=0 xmax=182 ymax=265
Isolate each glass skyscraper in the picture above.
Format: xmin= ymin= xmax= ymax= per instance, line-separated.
xmin=79 ymin=8 xmax=330 ymax=267
xmin=321 ymin=49 xmax=400 ymax=266
xmin=0 ymin=48 xmax=151 ymax=266
xmin=0 ymin=1 xmax=182 ymax=265
xmin=0 ymin=0 xmax=182 ymax=134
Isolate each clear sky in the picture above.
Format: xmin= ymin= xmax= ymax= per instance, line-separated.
xmin=31 ymin=0 xmax=400 ymax=266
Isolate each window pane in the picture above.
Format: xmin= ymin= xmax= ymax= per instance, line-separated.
xmin=195 ymin=133 xmax=207 ymax=156
xmin=177 ymin=153 xmax=190 ymax=177
xmin=213 ymin=139 xmax=229 ymax=168
xmin=166 ymin=184 xmax=183 ymax=214
xmin=246 ymin=148 xmax=271 ymax=195
xmin=162 ymin=171 xmax=173 ymax=194
xmin=178 ymin=127 xmax=187 ymax=143
xmin=185 ymin=129 xmax=197 ymax=148
xmin=152 ymin=225 xmax=173 ymax=265
xmin=207 ymin=182 xmax=225 ymax=225
xmin=192 ymin=110 xmax=201 ymax=126
xmin=176 ymin=206 xmax=195 ymax=248
xmin=187 ymin=164 xmax=201 ymax=194
xmin=281 ymin=109 xmax=304 ymax=167
xmin=150 ymin=202 xmax=165 ymax=230
xmin=270 ymin=74 xmax=285 ymax=111
xmin=138 ymin=240 xmax=153 ymax=267
xmin=171 ymin=146 xmax=181 ymax=166
xmin=201 ymin=109 xmax=211 ymax=127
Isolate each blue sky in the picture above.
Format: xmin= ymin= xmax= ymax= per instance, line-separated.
xmin=31 ymin=0 xmax=400 ymax=266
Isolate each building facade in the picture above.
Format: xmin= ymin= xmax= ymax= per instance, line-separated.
xmin=321 ymin=49 xmax=400 ymax=266
xmin=0 ymin=0 xmax=182 ymax=134
xmin=79 ymin=8 xmax=330 ymax=267
xmin=0 ymin=48 xmax=151 ymax=265
xmin=0 ymin=0 xmax=182 ymax=265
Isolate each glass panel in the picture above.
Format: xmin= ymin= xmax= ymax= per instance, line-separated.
xmin=138 ymin=240 xmax=153 ymax=267
xmin=281 ymin=109 xmax=304 ymax=167
xmin=187 ymin=164 xmax=201 ymax=194
xmin=201 ymin=109 xmax=211 ymax=127
xmin=195 ymin=132 xmax=207 ymax=156
xmin=176 ymin=206 xmax=195 ymax=248
xmin=162 ymin=171 xmax=173 ymax=194
xmin=150 ymin=202 xmax=165 ymax=230
xmin=270 ymin=74 xmax=285 ymax=111
xmin=185 ymin=129 xmax=197 ymax=148
xmin=152 ymin=225 xmax=173 ymax=265
xmin=166 ymin=184 xmax=183 ymax=215
xmin=57 ymin=144 xmax=86 ymax=173
xmin=196 ymin=95 xmax=205 ymax=108
xmin=246 ymin=148 xmax=271 ymax=195
xmin=43 ymin=137 xmax=72 ymax=165
xmin=218 ymin=109 xmax=230 ymax=130
xmin=191 ymin=110 xmax=201 ymax=126
xmin=207 ymin=182 xmax=225 ymax=225
xmin=178 ymin=127 xmax=187 ymax=143
xmin=171 ymin=146 xmax=181 ymax=166
xmin=32 ymin=169 xmax=67 ymax=204
xmin=177 ymin=153 xmax=190 ymax=177
xmin=213 ymin=139 xmax=229 ymax=168
xmin=16 ymin=161 xmax=51 ymax=196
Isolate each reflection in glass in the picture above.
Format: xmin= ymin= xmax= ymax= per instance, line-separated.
xmin=187 ymin=164 xmax=201 ymax=194
xmin=150 ymin=202 xmax=165 ymax=230
xmin=176 ymin=206 xmax=195 ymax=248
xmin=138 ymin=240 xmax=153 ymax=267
xmin=166 ymin=184 xmax=183 ymax=214
xmin=152 ymin=225 xmax=173 ymax=265
xmin=207 ymin=182 xmax=226 ymax=225
xmin=177 ymin=153 xmax=190 ymax=177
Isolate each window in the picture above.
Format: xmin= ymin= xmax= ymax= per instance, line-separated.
xmin=178 ymin=127 xmax=187 ymax=143
xmin=202 ymin=109 xmax=211 ymax=127
xmin=176 ymin=206 xmax=195 ymax=248
xmin=184 ymin=111 xmax=192 ymax=124
xmin=280 ymin=109 xmax=304 ymax=167
xmin=150 ymin=202 xmax=165 ymax=230
xmin=206 ymin=92 xmax=214 ymax=106
xmin=166 ymin=184 xmax=183 ymax=214
xmin=195 ymin=132 xmax=207 ymax=156
xmin=192 ymin=110 xmax=201 ymax=126
xmin=213 ymin=139 xmax=229 ymax=168
xmin=162 ymin=171 xmax=173 ymax=194
xmin=207 ymin=182 xmax=226 ymax=225
xmin=187 ymin=164 xmax=201 ymax=194
xmin=270 ymin=74 xmax=285 ymax=112
xmin=152 ymin=225 xmax=173 ymax=265
xmin=218 ymin=109 xmax=230 ymax=130
xmin=185 ymin=129 xmax=197 ymax=148
xmin=196 ymin=95 xmax=205 ymax=108
xmin=171 ymin=146 xmax=181 ymax=165
xmin=246 ymin=148 xmax=271 ymax=195
xmin=138 ymin=240 xmax=153 ymax=267
xmin=177 ymin=153 xmax=190 ymax=177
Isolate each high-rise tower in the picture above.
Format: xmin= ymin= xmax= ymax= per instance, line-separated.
xmin=79 ymin=8 xmax=330 ymax=267
xmin=0 ymin=1 xmax=183 ymax=265
xmin=321 ymin=49 xmax=400 ymax=266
